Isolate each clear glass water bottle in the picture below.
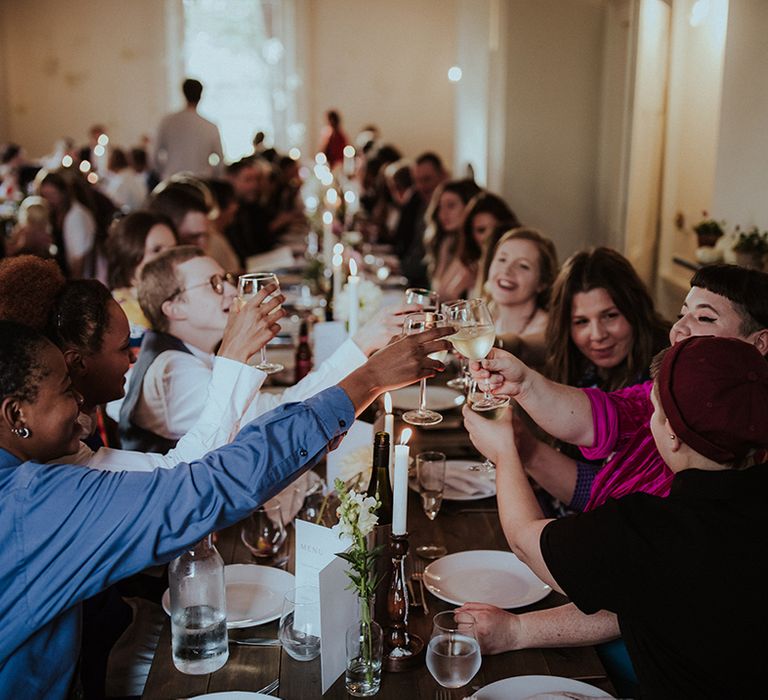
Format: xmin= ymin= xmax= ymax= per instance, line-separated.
xmin=169 ymin=534 xmax=229 ymax=674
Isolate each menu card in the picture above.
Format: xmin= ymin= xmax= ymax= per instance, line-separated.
xmin=295 ymin=519 xmax=358 ymax=693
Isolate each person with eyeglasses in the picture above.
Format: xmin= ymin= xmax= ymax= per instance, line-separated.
xmin=111 ymin=245 xmax=416 ymax=454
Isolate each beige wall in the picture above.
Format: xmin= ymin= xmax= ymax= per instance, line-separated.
xmin=0 ymin=0 xmax=169 ymax=158
xmin=303 ymin=0 xmax=457 ymax=164
xmin=500 ymin=0 xmax=607 ymax=260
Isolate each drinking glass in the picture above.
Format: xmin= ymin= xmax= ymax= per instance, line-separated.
xmin=441 ymin=300 xmax=470 ymax=391
xmin=238 ymin=272 xmax=284 ymax=373
xmin=240 ymin=503 xmax=288 ymax=567
xmin=466 ymin=389 xmax=511 ymax=472
xmin=415 ymin=451 xmax=448 ymax=559
xmin=425 ymin=610 xmax=482 ymax=689
xmin=278 ymin=586 xmax=321 ymax=661
xmin=445 ymin=299 xmax=510 ymax=412
xmin=402 ymin=311 xmax=448 ymax=426
xmin=405 ymin=287 xmax=439 ymax=311
xmin=417 ymin=451 xmax=446 ymax=521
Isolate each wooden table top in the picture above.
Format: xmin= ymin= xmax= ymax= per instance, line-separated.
xmin=143 ymin=410 xmax=615 ymax=699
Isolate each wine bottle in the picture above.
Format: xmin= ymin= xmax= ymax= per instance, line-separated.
xmin=294 ymin=320 xmax=313 ymax=382
xmin=366 ymin=431 xmax=392 ymax=526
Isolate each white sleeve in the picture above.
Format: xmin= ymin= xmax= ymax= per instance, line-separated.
xmin=57 ymin=357 xmax=267 ymax=472
xmin=239 ymin=338 xmax=367 ymax=423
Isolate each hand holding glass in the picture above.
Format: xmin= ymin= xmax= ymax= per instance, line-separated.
xmin=238 ymin=272 xmax=283 ymax=373
xmin=402 ymin=312 xmax=448 ymax=426
xmin=426 ymin=610 xmax=481 ymax=688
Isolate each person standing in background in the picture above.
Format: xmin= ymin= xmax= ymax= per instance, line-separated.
xmin=154 ymin=79 xmax=224 ymax=180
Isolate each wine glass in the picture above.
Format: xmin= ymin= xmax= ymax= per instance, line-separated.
xmin=467 ymin=388 xmax=512 ymax=472
xmin=446 ymin=299 xmax=510 ymax=411
xmin=240 ymin=503 xmax=288 ymax=567
xmin=405 ymin=287 xmax=439 ymax=311
xmin=401 ymin=311 xmax=448 ymax=427
xmin=238 ymin=272 xmax=284 ymax=374
xmin=425 ymin=610 xmax=482 ymax=689
xmin=441 ymin=300 xmax=470 ymax=391
xmin=415 ymin=451 xmax=448 ymax=560
xmin=278 ymin=586 xmax=321 ymax=661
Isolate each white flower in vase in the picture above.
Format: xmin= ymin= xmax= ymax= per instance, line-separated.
xmin=334 ymin=279 xmax=382 ymax=324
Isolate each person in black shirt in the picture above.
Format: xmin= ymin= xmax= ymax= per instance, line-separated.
xmin=461 ymin=335 xmax=768 ymax=699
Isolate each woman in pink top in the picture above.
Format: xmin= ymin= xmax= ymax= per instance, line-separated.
xmin=474 ymin=264 xmax=768 ymax=510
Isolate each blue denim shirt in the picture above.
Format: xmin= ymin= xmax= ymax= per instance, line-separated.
xmin=0 ymin=386 xmax=354 ymax=699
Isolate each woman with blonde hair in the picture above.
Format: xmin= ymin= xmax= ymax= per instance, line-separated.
xmin=478 ymin=226 xmax=558 ymax=366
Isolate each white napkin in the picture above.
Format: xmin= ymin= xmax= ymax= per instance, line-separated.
xmin=444 ymin=468 xmax=495 ymax=497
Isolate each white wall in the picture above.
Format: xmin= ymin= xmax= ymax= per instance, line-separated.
xmin=713 ymin=0 xmax=768 ymax=228
xmin=0 ymin=0 xmax=169 ymax=158
xmin=303 ymin=0 xmax=457 ymax=164
xmin=500 ymin=0 xmax=607 ymax=260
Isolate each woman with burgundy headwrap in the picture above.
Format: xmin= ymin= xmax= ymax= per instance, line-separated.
xmin=462 ymin=334 xmax=768 ymax=698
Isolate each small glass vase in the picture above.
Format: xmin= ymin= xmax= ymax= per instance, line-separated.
xmin=345 ymin=599 xmax=383 ymax=697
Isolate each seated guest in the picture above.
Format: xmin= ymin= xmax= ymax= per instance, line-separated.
xmin=115 ymin=246 xmax=412 ymax=451
xmin=146 ymin=177 xmax=211 ymax=251
xmin=38 ymin=170 xmax=97 ymax=278
xmin=462 ymin=335 xmax=768 ymax=698
xmin=204 ymin=177 xmax=243 ymax=272
xmin=423 ymin=178 xmax=481 ymax=299
xmin=465 ymin=259 xmax=767 ymax=542
xmin=0 ymin=320 xmax=451 ymax=698
xmin=5 ymin=196 xmax=54 ymax=259
xmin=106 ymin=211 xmax=178 ymax=351
xmin=394 ymin=152 xmax=448 ymax=288
xmin=478 ymin=227 xmax=558 ymax=367
xmin=103 ymin=147 xmax=148 ymax=212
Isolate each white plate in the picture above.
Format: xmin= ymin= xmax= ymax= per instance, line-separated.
xmin=390 ymin=385 xmax=465 ymax=412
xmin=162 ymin=564 xmax=295 ymax=629
xmin=191 ymin=693 xmax=276 ymax=700
xmin=475 ymin=674 xmax=612 ymax=699
xmin=423 ymin=550 xmax=551 ymax=609
xmin=409 ymin=459 xmax=496 ymax=501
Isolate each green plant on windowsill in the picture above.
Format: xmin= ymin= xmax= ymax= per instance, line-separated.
xmin=732 ymin=227 xmax=768 ymax=270
xmin=692 ymin=211 xmax=725 ymax=248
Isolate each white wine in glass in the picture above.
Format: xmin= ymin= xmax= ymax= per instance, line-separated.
xmin=238 ymin=272 xmax=284 ymax=374
xmin=446 ymin=299 xmax=510 ymax=413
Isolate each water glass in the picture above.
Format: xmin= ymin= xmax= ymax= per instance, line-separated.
xmin=278 ymin=586 xmax=322 ymax=661
xmin=240 ymin=503 xmax=288 ymax=567
xmin=417 ymin=451 xmax=446 ymax=521
xmin=426 ymin=610 xmax=482 ymax=689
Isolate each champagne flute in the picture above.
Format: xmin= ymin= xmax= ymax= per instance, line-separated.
xmin=425 ymin=610 xmax=482 ymax=689
xmin=238 ymin=272 xmax=284 ymax=374
xmin=405 ymin=287 xmax=439 ymax=311
xmin=415 ymin=451 xmax=448 ymax=559
xmin=402 ymin=312 xmax=448 ymax=427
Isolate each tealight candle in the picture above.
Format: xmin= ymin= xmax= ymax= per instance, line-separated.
xmin=392 ymin=429 xmax=412 ymax=536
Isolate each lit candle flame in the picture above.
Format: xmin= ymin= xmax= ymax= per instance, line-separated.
xmin=343 ymin=145 xmax=356 ymax=158
xmin=332 ymin=253 xmax=343 ymax=267
xmin=399 ymin=428 xmax=412 ymax=445
xmin=333 ymin=242 xmax=344 ymax=256
xmin=384 ymin=392 xmax=392 ymax=414
xmin=349 ymin=258 xmax=358 ymax=277
xmin=322 ymin=211 xmax=333 ymax=225
xmin=325 ymin=188 xmax=338 ymax=205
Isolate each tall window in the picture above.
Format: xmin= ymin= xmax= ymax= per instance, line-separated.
xmin=181 ymin=0 xmax=303 ymax=161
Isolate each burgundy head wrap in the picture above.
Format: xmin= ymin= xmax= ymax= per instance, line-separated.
xmin=657 ymin=336 xmax=768 ymax=463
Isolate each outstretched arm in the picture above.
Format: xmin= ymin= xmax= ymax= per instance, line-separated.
xmin=471 ymin=348 xmax=595 ymax=446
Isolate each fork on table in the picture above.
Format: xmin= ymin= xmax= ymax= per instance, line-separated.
xmin=410 ymin=556 xmax=430 ymax=614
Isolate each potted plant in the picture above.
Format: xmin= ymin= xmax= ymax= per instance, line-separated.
xmin=732 ymin=227 xmax=768 ymax=270
xmin=692 ymin=211 xmax=725 ymax=248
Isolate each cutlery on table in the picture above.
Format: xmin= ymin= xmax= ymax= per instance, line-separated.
xmin=255 ymin=677 xmax=280 ymax=695
xmin=411 ymin=557 xmax=430 ymax=614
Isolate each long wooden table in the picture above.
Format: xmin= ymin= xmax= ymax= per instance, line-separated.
xmin=143 ymin=411 xmax=615 ymax=699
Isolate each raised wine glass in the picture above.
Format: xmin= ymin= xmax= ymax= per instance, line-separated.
xmin=401 ymin=311 xmax=448 ymax=427
xmin=441 ymin=300 xmax=470 ymax=391
xmin=238 ymin=272 xmax=284 ymax=374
